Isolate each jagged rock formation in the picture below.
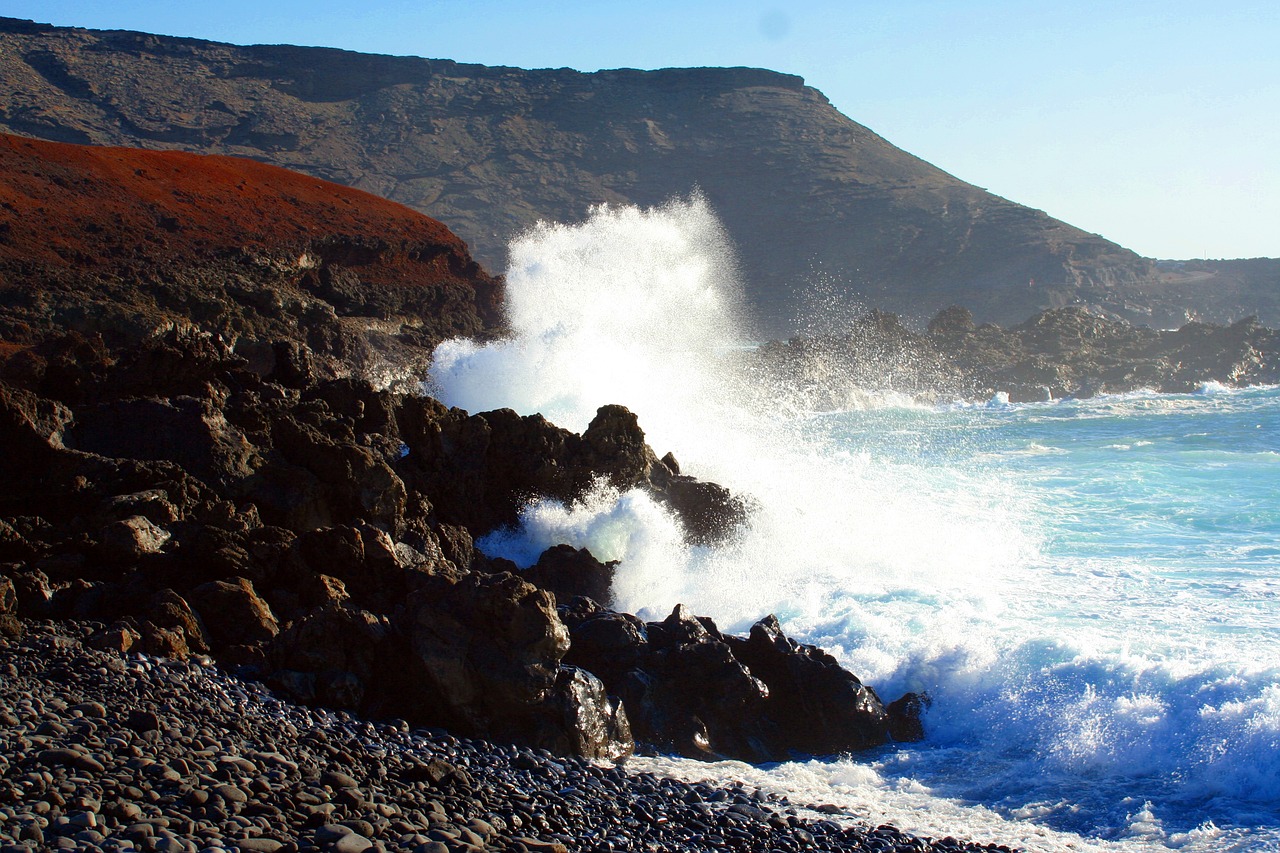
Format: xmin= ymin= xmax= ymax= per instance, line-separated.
xmin=0 ymin=134 xmax=913 ymax=761
xmin=757 ymin=306 xmax=1280 ymax=405
xmin=4 ymin=15 xmax=1247 ymax=335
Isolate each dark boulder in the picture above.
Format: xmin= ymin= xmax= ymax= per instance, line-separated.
xmin=268 ymin=603 xmax=403 ymax=713
xmin=399 ymin=399 xmax=750 ymax=545
xmin=0 ymin=574 xmax=15 ymax=614
xmin=404 ymin=572 xmax=568 ymax=728
xmin=148 ymin=588 xmax=213 ymax=654
xmin=725 ymin=615 xmax=893 ymax=754
xmin=562 ymin=608 xmax=648 ymax=682
xmin=523 ymin=544 xmax=616 ymax=607
xmin=97 ymin=515 xmax=172 ymax=566
xmin=529 ymin=665 xmax=633 ymax=761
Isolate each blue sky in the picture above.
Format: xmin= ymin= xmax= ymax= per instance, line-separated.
xmin=3 ymin=0 xmax=1277 ymax=260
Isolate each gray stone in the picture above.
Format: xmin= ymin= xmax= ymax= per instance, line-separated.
xmin=332 ymin=832 xmax=372 ymax=853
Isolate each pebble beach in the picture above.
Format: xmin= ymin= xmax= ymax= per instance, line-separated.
xmin=0 ymin=622 xmax=1013 ymax=853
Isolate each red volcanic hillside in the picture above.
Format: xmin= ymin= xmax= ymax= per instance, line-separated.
xmin=0 ymin=133 xmax=493 ymax=288
xmin=0 ymin=134 xmax=502 ymax=383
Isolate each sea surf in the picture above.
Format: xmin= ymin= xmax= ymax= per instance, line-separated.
xmin=429 ymin=197 xmax=1280 ymax=852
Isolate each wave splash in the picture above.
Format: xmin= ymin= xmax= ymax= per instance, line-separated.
xmin=430 ymin=196 xmax=1031 ymax=624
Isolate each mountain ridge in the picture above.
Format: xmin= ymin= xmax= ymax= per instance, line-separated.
xmin=2 ymin=16 xmax=1274 ymax=334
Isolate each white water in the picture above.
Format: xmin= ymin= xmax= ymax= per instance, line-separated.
xmin=430 ymin=198 xmax=1280 ymax=852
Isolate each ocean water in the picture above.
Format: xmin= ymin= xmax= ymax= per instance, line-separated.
xmin=430 ymin=197 xmax=1280 ymax=852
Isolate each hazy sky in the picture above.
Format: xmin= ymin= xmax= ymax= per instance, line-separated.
xmin=4 ymin=0 xmax=1277 ymax=260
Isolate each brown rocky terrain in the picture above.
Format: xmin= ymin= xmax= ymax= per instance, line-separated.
xmin=5 ymin=15 xmax=1260 ymax=336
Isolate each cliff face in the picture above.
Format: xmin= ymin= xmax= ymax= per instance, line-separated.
xmin=0 ymin=17 xmax=1179 ymax=336
xmin=0 ymin=132 xmax=502 ymax=387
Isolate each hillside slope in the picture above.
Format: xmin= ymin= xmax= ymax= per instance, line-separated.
xmin=0 ymin=16 xmax=1185 ymax=336
xmin=0 ymin=132 xmax=501 ymax=386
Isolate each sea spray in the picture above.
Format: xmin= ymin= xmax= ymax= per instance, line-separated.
xmin=431 ymin=196 xmax=1035 ymax=628
xmin=431 ymin=195 xmax=746 ymax=445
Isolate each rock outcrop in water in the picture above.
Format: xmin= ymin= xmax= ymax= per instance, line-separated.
xmin=11 ymin=15 xmax=1273 ymax=335
xmin=758 ymin=305 xmax=1280 ymax=406
xmin=562 ymin=602 xmax=922 ymax=763
xmin=0 ymin=133 xmax=913 ymax=765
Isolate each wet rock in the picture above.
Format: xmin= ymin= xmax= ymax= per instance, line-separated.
xmin=648 ymin=474 xmax=749 ymax=546
xmin=400 ymin=400 xmax=749 ymax=545
xmin=532 ymin=666 xmax=633 ymax=761
xmin=567 ymin=606 xmax=903 ymax=762
xmin=727 ymin=615 xmax=893 ymax=755
xmin=887 ymin=692 xmax=930 ymax=743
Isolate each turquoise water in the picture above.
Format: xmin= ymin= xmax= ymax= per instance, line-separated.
xmin=792 ymin=386 xmax=1280 ymax=850
xmin=431 ymin=199 xmax=1280 ymax=852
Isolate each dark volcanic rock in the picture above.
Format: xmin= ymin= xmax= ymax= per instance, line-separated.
xmin=189 ymin=576 xmax=280 ymax=646
xmin=402 ymin=571 xmax=631 ymax=759
xmin=758 ymin=305 xmax=1280 ymax=405
xmin=565 ymin=604 xmax=920 ymax=762
xmin=523 ymin=544 xmax=617 ymax=608
xmin=400 ymin=399 xmax=748 ymax=542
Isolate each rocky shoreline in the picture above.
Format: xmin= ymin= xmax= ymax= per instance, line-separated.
xmin=0 ymin=132 xmax=927 ymax=766
xmin=756 ymin=305 xmax=1279 ymax=407
xmin=0 ymin=620 xmax=1011 ymax=853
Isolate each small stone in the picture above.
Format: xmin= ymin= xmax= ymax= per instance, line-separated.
xmin=416 ymin=843 xmax=449 ymax=853
xmin=69 ymin=701 xmax=107 ymax=718
xmin=73 ymin=828 xmax=107 ymax=845
xmin=512 ymin=839 xmax=568 ymax=853
xmin=314 ymin=825 xmax=354 ymax=844
xmin=214 ymin=784 xmax=248 ymax=805
xmin=126 ymin=710 xmax=161 ymax=733
xmin=320 ymin=770 xmax=359 ymax=789
xmin=332 ymin=832 xmax=372 ymax=853
xmin=39 ymin=749 xmax=105 ymax=773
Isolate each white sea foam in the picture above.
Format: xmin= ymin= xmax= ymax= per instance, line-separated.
xmin=430 ymin=198 xmax=1280 ymax=851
